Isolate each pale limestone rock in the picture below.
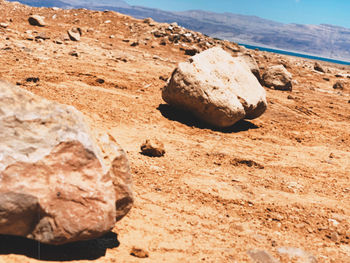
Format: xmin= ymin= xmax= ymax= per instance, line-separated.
xmin=262 ymin=65 xmax=292 ymax=91
xmin=0 ymin=81 xmax=133 ymax=244
xmin=162 ymin=47 xmax=267 ymax=128
xmin=238 ymin=53 xmax=261 ymax=82
xmin=68 ymin=27 xmax=81 ymax=41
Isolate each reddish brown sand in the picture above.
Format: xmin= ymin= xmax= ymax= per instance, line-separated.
xmin=0 ymin=1 xmax=349 ymax=262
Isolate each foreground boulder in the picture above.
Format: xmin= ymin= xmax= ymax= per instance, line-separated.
xmin=0 ymin=81 xmax=133 ymax=245
xmin=262 ymin=65 xmax=292 ymax=91
xmin=162 ymin=47 xmax=267 ymax=128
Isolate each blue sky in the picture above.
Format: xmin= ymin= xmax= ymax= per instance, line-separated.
xmin=124 ymin=0 xmax=350 ymax=28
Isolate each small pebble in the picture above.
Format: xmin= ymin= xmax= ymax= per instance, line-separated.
xmin=130 ymin=247 xmax=149 ymax=258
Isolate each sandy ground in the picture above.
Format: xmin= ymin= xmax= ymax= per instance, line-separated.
xmin=0 ymin=1 xmax=349 ymax=262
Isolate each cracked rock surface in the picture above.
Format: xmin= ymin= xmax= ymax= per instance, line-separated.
xmin=0 ymin=81 xmax=133 ymax=245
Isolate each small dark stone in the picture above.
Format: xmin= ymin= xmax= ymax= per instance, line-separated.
xmin=96 ymin=78 xmax=105 ymax=84
xmin=314 ymin=62 xmax=325 ymax=73
xmin=140 ymin=139 xmax=165 ymax=157
xmin=185 ymin=48 xmax=199 ymax=56
xmin=333 ymin=81 xmax=344 ymax=90
xmin=68 ymin=51 xmax=79 ymax=57
xmin=26 ymin=77 xmax=40 ymax=83
xmin=159 ymin=75 xmax=168 ymax=81
xmin=130 ymin=247 xmax=149 ymax=258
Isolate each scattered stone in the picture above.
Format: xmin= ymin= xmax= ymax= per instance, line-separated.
xmin=330 ymin=231 xmax=339 ymax=242
xmin=287 ymin=95 xmax=294 ymax=100
xmin=28 ymin=15 xmax=46 ymax=27
xmin=163 ymin=47 xmax=267 ymax=128
xmin=153 ymin=30 xmax=166 ymax=38
xmin=67 ymin=27 xmax=82 ymax=41
xmin=130 ymin=41 xmax=139 ymax=47
xmin=335 ymin=74 xmax=343 ymax=78
xmin=263 ymin=65 xmax=292 ymax=91
xmin=68 ymin=50 xmax=79 ymax=57
xmin=0 ymin=22 xmax=9 ymax=28
xmin=26 ymin=33 xmax=34 ymax=40
xmin=96 ymin=78 xmax=105 ymax=84
xmin=54 ymin=39 xmax=63 ymax=44
xmin=247 ymin=249 xmax=279 ymax=263
xmin=35 ymin=32 xmax=49 ymax=40
xmin=323 ymin=77 xmax=330 ymax=81
xmin=130 ymin=247 xmax=149 ymax=258
xmin=26 ymin=77 xmax=39 ymax=83
xmin=0 ymin=81 xmax=133 ymax=244
xmin=333 ymin=81 xmax=344 ymax=90
xmin=314 ymin=62 xmax=325 ymax=73
xmin=231 ymin=158 xmax=264 ymax=169
xmin=184 ymin=47 xmax=199 ymax=56
xmin=109 ymin=35 xmax=115 ymax=39
xmin=159 ymin=75 xmax=168 ymax=81
xmin=143 ymin=17 xmax=155 ymax=26
xmin=141 ymin=139 xmax=165 ymax=157
xmin=277 ymin=247 xmax=316 ymax=263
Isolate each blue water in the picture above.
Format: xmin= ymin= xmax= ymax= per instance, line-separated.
xmin=239 ymin=43 xmax=350 ymax=66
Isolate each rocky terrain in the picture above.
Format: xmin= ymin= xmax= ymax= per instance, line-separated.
xmin=10 ymin=0 xmax=350 ymax=62
xmin=0 ymin=0 xmax=349 ymax=262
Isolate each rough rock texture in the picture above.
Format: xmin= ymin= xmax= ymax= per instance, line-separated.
xmin=28 ymin=15 xmax=46 ymax=27
xmin=140 ymin=139 xmax=165 ymax=157
xmin=0 ymin=81 xmax=133 ymax=245
xmin=162 ymin=47 xmax=267 ymax=128
xmin=262 ymin=65 xmax=293 ymax=91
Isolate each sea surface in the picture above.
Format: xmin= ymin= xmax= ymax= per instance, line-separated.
xmin=239 ymin=43 xmax=350 ymax=66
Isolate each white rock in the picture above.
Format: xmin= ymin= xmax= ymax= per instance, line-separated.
xmin=162 ymin=47 xmax=267 ymax=128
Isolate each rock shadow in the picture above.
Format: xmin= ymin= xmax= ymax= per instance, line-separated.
xmin=157 ymin=104 xmax=259 ymax=133
xmin=0 ymin=232 xmax=119 ymax=261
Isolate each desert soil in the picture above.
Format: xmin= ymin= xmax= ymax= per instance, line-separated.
xmin=0 ymin=1 xmax=349 ymax=262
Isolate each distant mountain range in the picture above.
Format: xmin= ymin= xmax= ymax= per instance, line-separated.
xmin=7 ymin=0 xmax=350 ymax=61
